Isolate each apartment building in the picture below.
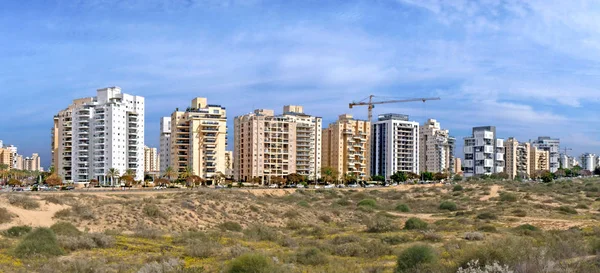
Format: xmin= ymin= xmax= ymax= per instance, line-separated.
xmin=224 ymin=151 xmax=233 ymax=177
xmin=52 ymin=87 xmax=145 ymax=184
xmin=170 ymin=98 xmax=227 ymax=183
xmin=419 ymin=119 xmax=454 ymax=174
xmin=530 ymin=146 xmax=550 ymax=173
xmin=323 ymin=114 xmax=370 ymax=181
xmin=531 ymin=137 xmax=560 ymax=173
xmin=282 ymin=106 xmax=322 ymax=181
xmin=463 ymin=126 xmax=505 ymax=177
xmin=371 ymin=114 xmax=418 ymax=179
xmin=234 ymin=109 xmax=297 ymax=183
xmin=0 ymin=148 xmax=10 ymax=169
xmin=453 ymin=158 xmax=462 ymax=174
xmin=505 ymin=138 xmax=530 ymax=179
xmin=144 ymin=146 xmax=159 ymax=173
xmin=159 ymin=117 xmax=171 ymax=173
xmin=23 ymin=154 xmax=41 ymax=172
xmin=580 ymin=153 xmax=597 ymax=172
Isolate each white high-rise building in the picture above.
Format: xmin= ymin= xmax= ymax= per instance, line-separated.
xmin=159 ymin=117 xmax=171 ymax=173
xmin=53 ymin=87 xmax=145 ymax=184
xmin=531 ymin=137 xmax=560 ymax=173
xmin=371 ymin=114 xmax=419 ymax=179
xmin=419 ymin=119 xmax=454 ymax=174
xmin=463 ymin=126 xmax=505 ymax=177
xmin=580 ymin=153 xmax=597 ymax=172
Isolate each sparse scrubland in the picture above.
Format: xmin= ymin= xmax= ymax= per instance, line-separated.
xmin=0 ymin=179 xmax=600 ymax=272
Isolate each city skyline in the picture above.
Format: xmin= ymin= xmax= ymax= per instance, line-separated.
xmin=1 ymin=1 xmax=600 ymax=167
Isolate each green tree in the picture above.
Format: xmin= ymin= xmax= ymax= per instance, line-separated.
xmin=163 ymin=166 xmax=178 ymax=183
xmin=541 ymin=171 xmax=554 ymax=183
xmin=594 ymin=167 xmax=600 ymax=176
xmin=321 ymin=166 xmax=339 ymax=184
xmin=343 ymin=173 xmax=357 ymax=184
xmin=371 ymin=175 xmax=385 ymax=182
xmin=106 ymin=168 xmax=120 ymax=186
xmin=421 ymin=172 xmax=434 ymax=181
xmin=287 ymin=173 xmax=305 ymax=185
xmin=391 ymin=171 xmax=407 ymax=183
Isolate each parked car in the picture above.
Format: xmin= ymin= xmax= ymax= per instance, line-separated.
xmin=215 ymin=184 xmax=225 ymax=189
xmin=268 ymin=184 xmax=278 ymax=188
xmin=296 ymin=184 xmax=305 ymax=188
xmin=348 ymin=184 xmax=359 ymax=188
xmin=324 ymin=184 xmax=334 ymax=189
xmin=314 ymin=185 xmax=321 ymax=189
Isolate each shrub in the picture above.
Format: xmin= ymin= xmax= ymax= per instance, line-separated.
xmin=297 ymin=200 xmax=310 ymax=208
xmin=575 ymin=203 xmax=589 ymax=209
xmin=499 ymin=192 xmax=517 ymax=202
xmin=396 ymin=244 xmax=437 ymax=273
xmin=50 ymin=222 xmax=81 ymax=236
xmin=318 ymin=214 xmax=332 ymax=223
xmin=512 ymin=209 xmax=527 ymax=217
xmin=53 ymin=208 xmax=72 ymax=219
xmin=0 ymin=208 xmax=13 ymax=224
xmin=226 ymin=253 xmax=274 ymax=273
xmin=457 ymin=260 xmax=513 ymax=273
xmin=420 ymin=231 xmax=442 ymax=242
xmin=143 ymin=204 xmax=163 ymax=218
xmin=42 ymin=196 xmax=63 ymax=205
xmin=13 ymin=228 xmax=64 ymax=258
xmin=366 ymin=214 xmax=399 ymax=233
xmin=453 ymin=185 xmax=464 ymax=192
xmin=4 ymin=226 xmax=32 ymax=238
xmin=478 ymin=225 xmax=497 ymax=233
xmin=464 ymin=232 xmax=485 ymax=241
xmin=404 ymin=217 xmax=428 ymax=230
xmin=558 ymin=206 xmax=578 ymax=215
xmin=244 ymin=224 xmax=280 ymax=242
xmin=476 ymin=212 xmax=497 ymax=220
xmin=8 ymin=195 xmax=39 ymax=210
xmin=185 ymin=240 xmax=222 ymax=258
xmin=219 ymin=221 xmax=243 ymax=232
xmin=439 ymin=201 xmax=457 ymax=211
xmin=134 ymin=226 xmax=164 ymax=239
xmin=283 ymin=210 xmax=300 ymax=218
xmin=58 ymin=235 xmax=96 ymax=251
xmin=295 ymin=248 xmax=328 ymax=265
xmin=357 ymin=199 xmax=377 ymax=209
xmin=514 ymin=224 xmax=540 ymax=236
xmin=87 ymin=233 xmax=115 ymax=248
xmin=382 ymin=235 xmax=412 ymax=245
xmin=336 ymin=198 xmax=351 ymax=206
xmin=72 ymin=204 xmax=96 ymax=220
xmin=395 ymin=203 xmax=410 ymax=212
xmin=333 ymin=240 xmax=391 ymax=258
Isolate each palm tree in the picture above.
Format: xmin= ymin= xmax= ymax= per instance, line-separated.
xmin=125 ymin=169 xmax=135 ymax=177
xmin=163 ymin=166 xmax=177 ymax=184
xmin=214 ymin=171 xmax=226 ymax=186
xmin=107 ymin=168 xmax=120 ymax=187
xmin=180 ymin=166 xmax=193 ymax=182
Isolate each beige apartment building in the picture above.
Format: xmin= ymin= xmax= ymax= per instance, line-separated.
xmin=322 ymin=114 xmax=370 ymax=181
xmin=419 ymin=119 xmax=454 ymax=174
xmin=0 ymin=148 xmax=11 ymax=169
xmin=169 ymin=98 xmax=227 ymax=183
xmin=454 ymin=158 xmax=462 ymax=174
xmin=530 ymin=146 xmax=550 ymax=173
xmin=224 ymin=151 xmax=233 ymax=177
xmin=505 ymin=137 xmax=531 ymax=179
xmin=144 ymin=146 xmax=159 ymax=173
xmin=282 ymin=106 xmax=322 ymax=181
xmin=234 ymin=109 xmax=298 ymax=184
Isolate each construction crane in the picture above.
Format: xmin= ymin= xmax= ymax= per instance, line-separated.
xmin=562 ymin=147 xmax=572 ymax=156
xmin=349 ymin=95 xmax=441 ymax=122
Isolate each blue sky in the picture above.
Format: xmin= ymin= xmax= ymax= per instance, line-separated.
xmin=1 ymin=0 xmax=600 ymax=168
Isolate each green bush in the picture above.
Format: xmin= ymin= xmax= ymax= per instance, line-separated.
xmin=219 ymin=221 xmax=243 ymax=232
xmin=558 ymin=206 xmax=578 ymax=215
xmin=13 ymin=228 xmax=64 ymax=258
xmin=476 ymin=212 xmax=498 ymax=220
xmin=4 ymin=226 xmax=32 ymax=238
xmin=297 ymin=200 xmax=310 ymax=208
xmin=50 ymin=222 xmax=81 ymax=236
xmin=512 ymin=209 xmax=527 ymax=217
xmin=575 ymin=203 xmax=589 ymax=209
xmin=439 ymin=201 xmax=457 ymax=211
xmin=185 ymin=240 xmax=222 ymax=258
xmin=295 ymin=248 xmax=328 ymax=265
xmin=357 ymin=199 xmax=377 ymax=209
xmin=453 ymin=185 xmax=464 ymax=192
xmin=226 ymin=253 xmax=274 ymax=273
xmin=396 ymin=244 xmax=437 ymax=272
xmin=382 ymin=235 xmax=412 ymax=245
xmin=499 ymin=192 xmax=517 ymax=202
xmin=478 ymin=225 xmax=497 ymax=233
xmin=395 ymin=203 xmax=410 ymax=212
xmin=366 ymin=214 xmax=399 ymax=233
xmin=244 ymin=224 xmax=280 ymax=242
xmin=404 ymin=217 xmax=428 ymax=230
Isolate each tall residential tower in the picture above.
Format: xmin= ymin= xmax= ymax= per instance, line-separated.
xmin=463 ymin=126 xmax=505 ymax=177
xmin=371 ymin=114 xmax=419 ymax=179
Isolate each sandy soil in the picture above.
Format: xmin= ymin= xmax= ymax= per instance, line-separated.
xmin=0 ymin=197 xmax=69 ymax=229
xmin=480 ymin=185 xmax=500 ymax=201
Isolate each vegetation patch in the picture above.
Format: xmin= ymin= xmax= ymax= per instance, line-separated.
xmin=439 ymin=201 xmax=457 ymax=211
xmin=13 ymin=228 xmax=64 ymax=258
xmin=404 ymin=217 xmax=428 ymax=230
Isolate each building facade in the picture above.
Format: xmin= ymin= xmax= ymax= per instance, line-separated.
xmin=463 ymin=126 xmax=505 ymax=177
xmin=282 ymin=106 xmax=322 ymax=181
xmin=159 ymin=117 xmax=171 ymax=173
xmin=453 ymin=158 xmax=462 ymax=175
xmin=170 ymin=98 xmax=227 ymax=183
xmin=224 ymin=151 xmax=233 ymax=177
xmin=323 ymin=114 xmax=370 ymax=181
xmin=52 ymin=87 xmax=145 ymax=184
xmin=371 ymin=114 xmax=419 ymax=179
xmin=580 ymin=153 xmax=597 ymax=172
xmin=504 ymin=138 xmax=530 ymax=179
xmin=531 ymin=137 xmax=560 ymax=173
xmin=530 ymin=146 xmax=550 ymax=173
xmin=144 ymin=146 xmax=159 ymax=173
xmin=234 ymin=109 xmax=297 ymax=183
xmin=419 ymin=119 xmax=454 ymax=174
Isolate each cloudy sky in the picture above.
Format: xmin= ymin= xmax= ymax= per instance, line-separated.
xmin=1 ymin=0 xmax=599 ymax=168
